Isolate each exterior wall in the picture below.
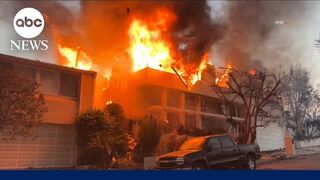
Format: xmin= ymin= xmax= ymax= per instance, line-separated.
xmin=79 ymin=73 xmax=95 ymax=114
xmin=296 ymin=137 xmax=320 ymax=148
xmin=256 ymin=123 xmax=285 ymax=151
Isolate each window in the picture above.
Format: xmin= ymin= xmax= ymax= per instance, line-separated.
xmin=139 ymin=85 xmax=161 ymax=107
xmin=185 ymin=93 xmax=197 ymax=110
xmin=60 ymin=73 xmax=79 ymax=98
xmin=207 ymin=138 xmax=222 ymax=149
xmin=40 ymin=70 xmax=60 ymax=95
xmin=201 ymin=116 xmax=227 ymax=133
xmin=185 ymin=114 xmax=196 ymax=129
xmin=219 ymin=136 xmax=235 ymax=148
xmin=201 ymin=96 xmax=223 ymax=114
xmin=167 ymin=112 xmax=180 ymax=131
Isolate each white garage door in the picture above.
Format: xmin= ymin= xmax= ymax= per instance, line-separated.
xmin=256 ymin=123 xmax=285 ymax=151
xmin=0 ymin=124 xmax=75 ymax=169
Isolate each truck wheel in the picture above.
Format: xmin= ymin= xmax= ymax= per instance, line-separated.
xmin=192 ymin=162 xmax=206 ymax=170
xmin=245 ymin=156 xmax=256 ymax=170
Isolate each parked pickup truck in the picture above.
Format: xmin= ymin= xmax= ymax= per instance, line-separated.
xmin=155 ymin=134 xmax=261 ymax=170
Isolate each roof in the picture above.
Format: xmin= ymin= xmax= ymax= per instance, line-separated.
xmin=0 ymin=53 xmax=97 ymax=76
xmin=129 ymin=67 xmax=228 ymax=100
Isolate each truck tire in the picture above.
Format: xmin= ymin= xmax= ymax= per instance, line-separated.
xmin=245 ymin=155 xmax=256 ymax=170
xmin=192 ymin=161 xmax=207 ymax=170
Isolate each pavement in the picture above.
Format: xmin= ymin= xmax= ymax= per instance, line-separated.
xmin=257 ymin=146 xmax=320 ymax=170
xmin=258 ymin=153 xmax=320 ymax=170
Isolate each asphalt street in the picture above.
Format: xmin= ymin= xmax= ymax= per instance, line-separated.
xmin=258 ymin=153 xmax=320 ymax=170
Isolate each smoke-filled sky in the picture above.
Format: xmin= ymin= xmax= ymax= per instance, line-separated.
xmin=1 ymin=1 xmax=320 ymax=87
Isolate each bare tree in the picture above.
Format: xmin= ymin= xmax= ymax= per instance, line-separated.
xmin=0 ymin=67 xmax=47 ymax=140
xmin=282 ymin=65 xmax=320 ymax=139
xmin=213 ymin=68 xmax=286 ymax=144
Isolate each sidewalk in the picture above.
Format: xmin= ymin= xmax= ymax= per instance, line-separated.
xmin=257 ymin=146 xmax=320 ymax=165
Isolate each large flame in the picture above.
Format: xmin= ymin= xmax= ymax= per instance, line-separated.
xmin=58 ymin=45 xmax=92 ymax=71
xmin=128 ymin=9 xmax=208 ymax=87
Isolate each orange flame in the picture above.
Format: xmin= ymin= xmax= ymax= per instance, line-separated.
xmin=248 ymin=69 xmax=256 ymax=75
xmin=128 ymin=9 xmax=208 ymax=87
xmin=58 ymin=45 xmax=92 ymax=71
xmin=216 ymin=65 xmax=232 ymax=88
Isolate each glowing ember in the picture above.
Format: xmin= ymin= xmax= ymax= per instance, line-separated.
xmin=216 ymin=65 xmax=232 ymax=88
xmin=106 ymin=100 xmax=113 ymax=105
xmin=248 ymin=69 xmax=256 ymax=75
xmin=58 ymin=45 xmax=92 ymax=70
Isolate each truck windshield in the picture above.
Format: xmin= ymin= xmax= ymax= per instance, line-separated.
xmin=178 ymin=137 xmax=205 ymax=151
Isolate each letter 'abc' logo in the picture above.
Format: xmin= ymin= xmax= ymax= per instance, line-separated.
xmin=13 ymin=8 xmax=44 ymax=39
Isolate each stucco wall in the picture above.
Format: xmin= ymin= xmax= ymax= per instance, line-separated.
xmin=256 ymin=123 xmax=285 ymax=151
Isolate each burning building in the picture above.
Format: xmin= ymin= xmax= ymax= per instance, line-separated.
xmin=108 ymin=66 xmax=244 ymax=135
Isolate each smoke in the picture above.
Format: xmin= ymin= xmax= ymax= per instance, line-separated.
xmin=213 ymin=1 xmax=315 ymax=72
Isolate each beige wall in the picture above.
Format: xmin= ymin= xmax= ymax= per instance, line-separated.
xmin=79 ymin=73 xmax=95 ymax=114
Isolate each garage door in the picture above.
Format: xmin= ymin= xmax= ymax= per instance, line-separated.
xmin=0 ymin=124 xmax=76 ymax=169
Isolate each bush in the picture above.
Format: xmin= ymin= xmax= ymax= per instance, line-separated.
xmin=104 ymin=103 xmax=128 ymax=158
xmin=75 ymin=110 xmax=110 ymax=166
xmin=134 ymin=116 xmax=161 ymax=162
xmin=0 ymin=67 xmax=47 ymax=140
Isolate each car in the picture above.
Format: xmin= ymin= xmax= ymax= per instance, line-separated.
xmin=155 ymin=134 xmax=261 ymax=170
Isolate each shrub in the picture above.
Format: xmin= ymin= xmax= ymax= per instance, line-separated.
xmin=104 ymin=103 xmax=128 ymax=158
xmin=75 ymin=110 xmax=110 ymax=166
xmin=134 ymin=116 xmax=161 ymax=162
xmin=0 ymin=67 xmax=47 ymax=140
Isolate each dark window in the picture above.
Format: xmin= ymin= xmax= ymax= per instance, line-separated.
xmin=40 ymin=70 xmax=60 ymax=95
xmin=59 ymin=73 xmax=79 ymax=98
xmin=139 ymin=85 xmax=161 ymax=107
xmin=219 ymin=136 xmax=235 ymax=148
xmin=201 ymin=96 xmax=223 ymax=114
xmin=185 ymin=114 xmax=196 ymax=129
xmin=167 ymin=112 xmax=180 ymax=131
xmin=207 ymin=138 xmax=222 ymax=149
xmin=185 ymin=93 xmax=197 ymax=110
xmin=201 ymin=115 xmax=227 ymax=133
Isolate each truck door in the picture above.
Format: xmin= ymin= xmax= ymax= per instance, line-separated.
xmin=205 ymin=137 xmax=224 ymax=166
xmin=218 ymin=136 xmax=240 ymax=163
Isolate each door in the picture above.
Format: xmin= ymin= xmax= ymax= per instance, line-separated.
xmin=218 ymin=136 xmax=240 ymax=163
xmin=205 ymin=137 xmax=224 ymax=166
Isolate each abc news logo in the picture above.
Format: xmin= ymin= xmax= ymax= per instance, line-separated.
xmin=10 ymin=7 xmax=48 ymax=51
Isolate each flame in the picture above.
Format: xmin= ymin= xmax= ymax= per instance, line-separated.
xmin=58 ymin=45 xmax=92 ymax=70
xmin=128 ymin=20 xmax=173 ymax=72
xmin=128 ymin=9 xmax=208 ymax=87
xmin=103 ymin=67 xmax=112 ymax=80
xmin=248 ymin=69 xmax=256 ymax=75
xmin=106 ymin=100 xmax=113 ymax=105
xmin=216 ymin=65 xmax=232 ymax=88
